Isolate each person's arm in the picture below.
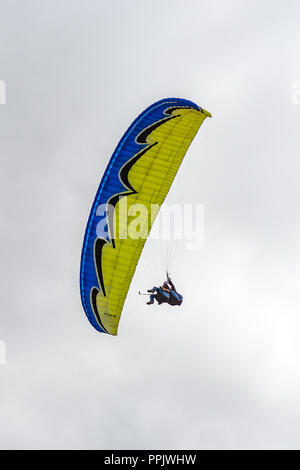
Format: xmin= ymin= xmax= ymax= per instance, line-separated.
xmin=161 ymin=286 xmax=171 ymax=293
xmin=167 ymin=279 xmax=177 ymax=293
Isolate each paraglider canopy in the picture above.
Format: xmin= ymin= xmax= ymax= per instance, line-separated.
xmin=80 ymin=98 xmax=211 ymax=335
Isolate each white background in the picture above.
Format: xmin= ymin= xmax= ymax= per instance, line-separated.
xmin=1 ymin=0 xmax=300 ymax=449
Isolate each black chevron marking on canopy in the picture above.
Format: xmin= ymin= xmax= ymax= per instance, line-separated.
xmin=91 ymin=286 xmax=108 ymax=334
xmin=106 ymin=143 xmax=158 ymax=249
xmin=136 ymin=115 xmax=178 ymax=144
xmin=94 ymin=238 xmax=107 ymax=296
xmin=119 ymin=143 xmax=157 ymax=192
xmin=164 ymin=106 xmax=195 ymax=115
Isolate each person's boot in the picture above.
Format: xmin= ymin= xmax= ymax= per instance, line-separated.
xmin=147 ymin=300 xmax=154 ymax=305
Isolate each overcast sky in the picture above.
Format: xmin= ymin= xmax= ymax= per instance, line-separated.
xmin=1 ymin=0 xmax=300 ymax=450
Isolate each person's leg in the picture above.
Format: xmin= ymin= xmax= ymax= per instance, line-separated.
xmin=147 ymin=292 xmax=159 ymax=305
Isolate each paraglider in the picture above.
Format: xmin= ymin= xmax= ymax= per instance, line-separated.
xmin=80 ymin=98 xmax=211 ymax=335
xmin=146 ymin=274 xmax=183 ymax=306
